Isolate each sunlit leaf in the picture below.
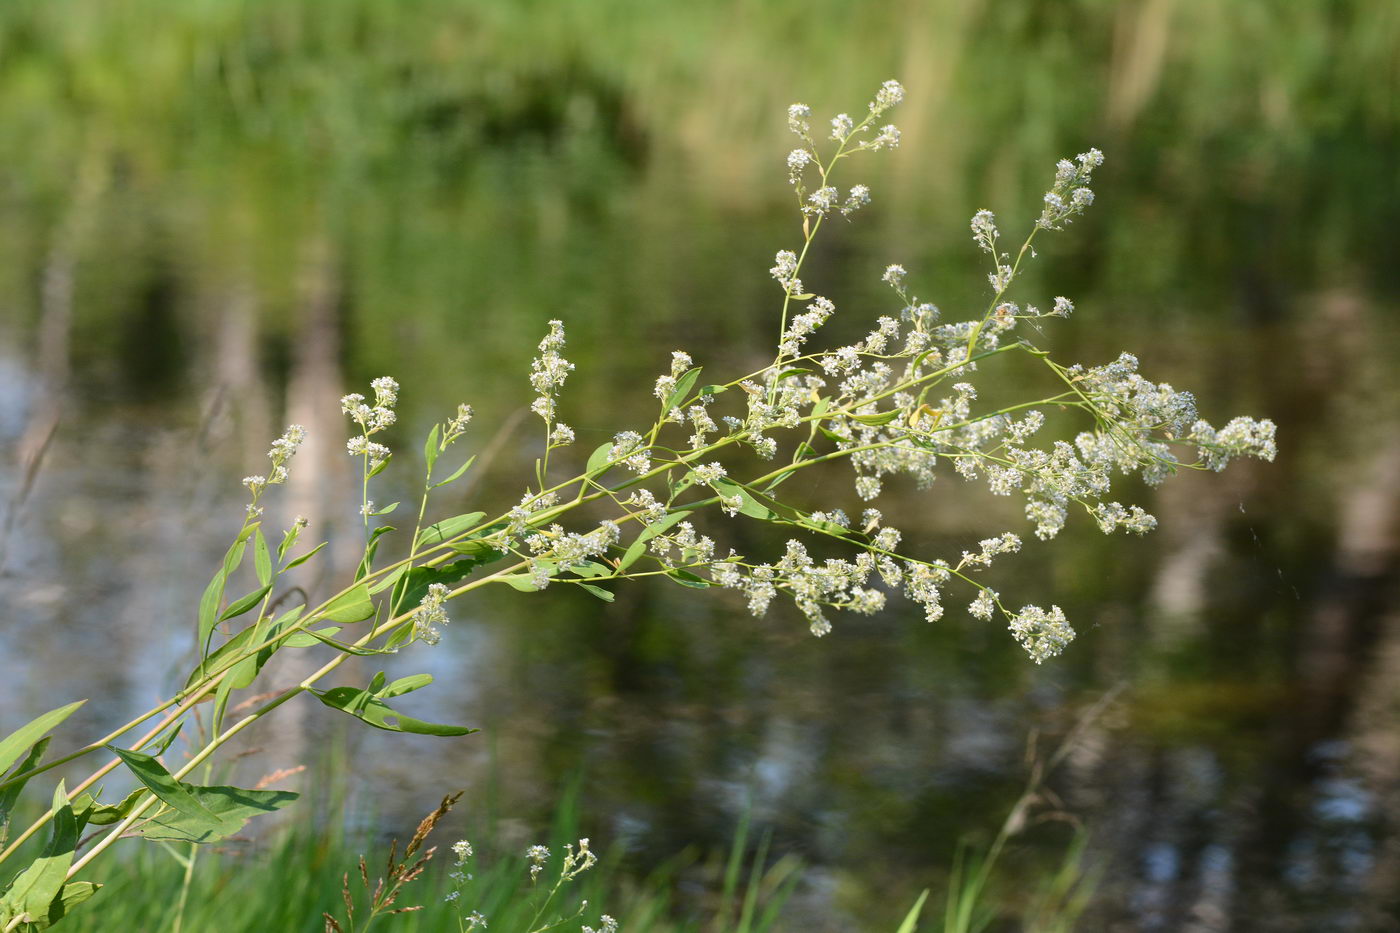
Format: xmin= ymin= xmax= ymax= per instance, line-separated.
xmin=218 ymin=584 xmax=272 ymax=623
xmin=664 ymin=366 xmax=702 ymax=411
xmin=430 ymin=455 xmax=476 ymax=490
xmin=0 ymin=782 xmax=77 ymax=924
xmin=310 ymin=685 xmax=474 ymax=736
xmin=414 ymin=512 xmax=486 ymax=550
xmin=131 ymin=785 xmax=299 ymax=843
xmin=0 ymin=701 xmax=85 ymax=779
xmin=105 ymin=747 xmax=216 ymax=824
xmin=317 ymin=584 xmax=374 ymax=624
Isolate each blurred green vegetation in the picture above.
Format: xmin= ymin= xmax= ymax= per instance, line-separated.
xmin=0 ymin=0 xmax=1395 ymax=414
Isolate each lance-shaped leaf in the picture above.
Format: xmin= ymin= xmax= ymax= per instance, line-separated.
xmin=414 ymin=512 xmax=486 ymax=551
xmin=585 ymin=441 xmax=614 ymax=478
xmin=316 ymin=584 xmax=375 ymax=624
xmin=1 ymin=782 xmax=77 ymax=924
xmin=430 ymin=454 xmax=476 ymax=490
xmin=663 ymin=366 xmax=702 ymax=411
xmin=105 ymin=747 xmax=217 ymax=825
xmin=131 ymin=785 xmax=299 ymax=843
xmin=0 ymin=701 xmax=85 ymax=779
xmin=618 ymin=510 xmax=692 ymax=571
xmin=197 ymin=525 xmax=257 ymax=652
xmin=310 ymin=683 xmax=475 ymax=737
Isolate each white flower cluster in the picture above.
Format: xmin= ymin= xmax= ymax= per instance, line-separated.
xmin=787 ymin=103 xmax=812 ymax=139
xmin=779 ymin=295 xmax=835 ymax=358
xmin=649 ymin=520 xmax=716 ymax=566
xmin=411 ymin=582 xmax=452 ymax=646
xmin=770 ymin=249 xmax=802 ymax=296
xmin=559 ymin=838 xmax=598 ymax=880
xmin=524 ymin=521 xmax=621 ymax=585
xmin=1007 ymin=605 xmax=1075 ymax=664
xmin=443 ymin=403 xmax=474 ymax=443
xmin=529 ymin=320 xmax=573 ymax=425
xmin=583 ymin=917 xmax=619 ymax=933
xmin=343 ymin=376 xmax=399 ymax=469
xmin=653 ymin=350 xmax=693 ymax=406
xmin=712 ymin=539 xmax=886 ymax=637
xmin=608 ymin=430 xmax=651 ymax=474
xmin=507 ymin=490 xmax=557 ymax=541
xmin=1038 ymin=149 xmax=1103 ymax=230
xmin=526 ymin=844 xmax=549 ymax=882
xmin=242 ymin=423 xmax=307 ymax=502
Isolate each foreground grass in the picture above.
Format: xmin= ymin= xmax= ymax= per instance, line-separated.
xmin=51 ymin=793 xmax=1093 ymax=933
xmin=58 ymin=799 xmax=807 ymax=933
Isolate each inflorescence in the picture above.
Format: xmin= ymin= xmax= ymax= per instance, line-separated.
xmin=283 ymin=80 xmax=1275 ymax=666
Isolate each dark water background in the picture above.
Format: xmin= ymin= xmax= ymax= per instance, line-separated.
xmin=1 ymin=2 xmax=1399 ymax=929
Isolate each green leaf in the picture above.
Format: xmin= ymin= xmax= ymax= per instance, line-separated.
xmin=414 ymin=512 xmax=486 ymax=550
xmin=20 ymin=881 xmax=101 ymax=931
xmin=0 ymin=738 xmax=49 ymax=843
xmin=798 ymin=516 xmax=855 ymax=537
xmin=0 ymin=701 xmax=85 ymax=779
xmin=776 ymin=367 xmax=813 ymax=380
xmin=576 ymin=583 xmax=614 ymax=602
xmin=300 ymin=628 xmax=395 ymax=656
xmin=218 ymin=584 xmax=272 ymax=623
xmin=585 ymin=441 xmax=614 ymax=477
xmin=1 ymin=782 xmax=77 ymax=924
xmin=790 ymin=292 xmax=815 ymax=300
xmin=105 ymin=747 xmax=217 ymax=824
xmin=195 ymin=530 xmax=254 ymax=652
xmin=570 ymin=560 xmax=611 ymax=579
xmin=131 ymin=785 xmax=299 ymax=844
xmin=451 ymin=537 xmax=506 ymax=560
xmin=152 ymin=722 xmax=184 ymax=757
xmin=186 ymin=605 xmax=302 ymax=690
xmin=367 ymin=566 xmax=407 ymax=595
xmin=283 ymin=540 xmax=327 ymax=571
xmin=310 ymin=686 xmax=475 ymax=737
xmin=894 ymin=890 xmax=929 ymax=933
xmin=430 ymin=454 xmax=476 ymax=490
xmin=423 ymin=424 xmax=441 ymax=474
xmin=367 ymin=454 xmax=392 ymax=479
xmin=390 ymin=553 xmax=499 ymax=613
xmin=698 ymin=384 xmax=728 ymax=397
xmin=276 ymin=523 xmax=302 ymax=563
xmin=280 ymin=626 xmax=339 ymax=648
xmin=666 ymin=569 xmax=711 ymax=589
xmin=317 ymin=584 xmax=375 ymax=624
xmin=711 ymin=478 xmax=776 ymax=520
xmin=379 ymin=674 xmax=433 ymax=699
xmin=253 ymin=529 xmax=272 ymax=587
xmin=500 ymin=574 xmax=543 ymax=592
xmin=83 ymin=788 xmax=144 ymax=826
xmin=370 ymin=501 xmax=399 ymax=516
xmin=664 ymin=366 xmax=702 ymax=411
xmin=618 ymin=510 xmax=692 ymax=571
xmin=196 ymin=569 xmax=227 ymax=654
xmin=850 ymin=409 xmax=902 ymax=426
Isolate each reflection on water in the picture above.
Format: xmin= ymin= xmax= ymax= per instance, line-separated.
xmin=2 ymin=2 xmax=1400 ymax=927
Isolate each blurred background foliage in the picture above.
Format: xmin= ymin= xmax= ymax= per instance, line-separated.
xmin=1 ymin=1 xmax=1399 ymax=930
